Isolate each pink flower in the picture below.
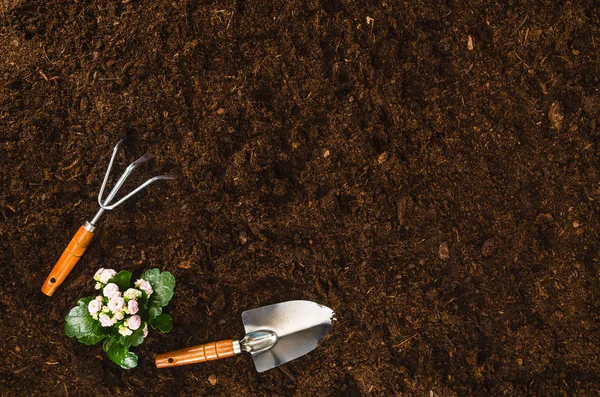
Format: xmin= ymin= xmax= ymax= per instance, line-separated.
xmin=127 ymin=315 xmax=141 ymax=330
xmin=99 ymin=269 xmax=117 ymax=284
xmin=103 ymin=283 xmax=120 ymax=299
xmin=99 ymin=313 xmax=113 ymax=327
xmin=88 ymin=299 xmax=102 ymax=315
xmin=93 ymin=268 xmax=105 ymax=281
xmin=127 ymin=300 xmax=139 ymax=315
xmin=123 ymin=288 xmax=142 ymax=300
xmin=114 ymin=311 xmax=125 ymax=321
xmin=108 ymin=296 xmax=125 ymax=313
xmin=134 ymin=279 xmax=153 ymax=295
xmin=119 ymin=326 xmax=132 ymax=336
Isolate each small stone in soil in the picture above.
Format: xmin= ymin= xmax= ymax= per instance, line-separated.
xmin=239 ymin=231 xmax=248 ymax=244
xmin=208 ymin=374 xmax=218 ymax=385
xmin=378 ymin=152 xmax=388 ymax=164
xmin=439 ymin=242 xmax=449 ymax=261
xmin=548 ymin=102 xmax=564 ymax=131
xmin=467 ymin=35 xmax=474 ymax=50
xmin=178 ymin=261 xmax=192 ymax=269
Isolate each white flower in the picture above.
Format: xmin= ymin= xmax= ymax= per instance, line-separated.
xmin=103 ymin=283 xmax=120 ymax=299
xmin=127 ymin=315 xmax=142 ymax=330
xmin=91 ymin=312 xmax=99 ymax=320
xmin=127 ymin=300 xmax=139 ymax=315
xmin=93 ymin=268 xmax=105 ymax=281
xmin=118 ymin=325 xmax=133 ymax=336
xmin=123 ymin=288 xmax=142 ymax=300
xmin=114 ymin=311 xmax=125 ymax=321
xmin=99 ymin=269 xmax=117 ymax=284
xmin=95 ymin=295 xmax=104 ymax=302
xmin=102 ymin=306 xmax=110 ymax=313
xmin=88 ymin=299 xmax=102 ymax=315
xmin=95 ymin=282 xmax=103 ymax=290
xmin=99 ymin=313 xmax=113 ymax=327
xmin=134 ymin=279 xmax=153 ymax=295
xmin=108 ymin=296 xmax=125 ymax=313
xmin=143 ymin=323 xmax=148 ymax=338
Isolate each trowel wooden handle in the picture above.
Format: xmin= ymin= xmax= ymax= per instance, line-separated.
xmin=41 ymin=225 xmax=95 ymax=296
xmin=155 ymin=340 xmax=238 ymax=368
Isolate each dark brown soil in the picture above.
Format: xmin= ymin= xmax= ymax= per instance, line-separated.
xmin=1 ymin=0 xmax=600 ymax=396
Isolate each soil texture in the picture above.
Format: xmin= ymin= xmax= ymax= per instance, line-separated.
xmin=1 ymin=0 xmax=600 ymax=396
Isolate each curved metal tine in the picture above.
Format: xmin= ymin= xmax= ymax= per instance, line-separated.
xmin=99 ymin=174 xmax=177 ymax=210
xmin=98 ymin=150 xmax=155 ymax=209
xmin=97 ymin=140 xmax=124 ymax=208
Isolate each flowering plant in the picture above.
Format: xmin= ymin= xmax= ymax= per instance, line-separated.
xmin=65 ymin=268 xmax=175 ymax=369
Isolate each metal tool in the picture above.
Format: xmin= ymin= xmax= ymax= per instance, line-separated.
xmin=41 ymin=140 xmax=175 ymax=296
xmin=155 ymin=300 xmax=335 ymax=372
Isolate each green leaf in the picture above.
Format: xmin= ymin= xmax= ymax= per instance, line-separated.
xmin=103 ymin=339 xmax=138 ymax=369
xmin=148 ymin=306 xmax=162 ymax=321
xmin=149 ymin=314 xmax=172 ymax=333
xmin=65 ymin=298 xmax=105 ymax=345
xmin=119 ymin=326 xmax=145 ymax=347
xmin=129 ymin=327 xmax=146 ymax=347
xmin=65 ymin=298 xmax=92 ymax=338
xmin=141 ymin=269 xmax=175 ymax=308
xmin=77 ymin=330 xmax=106 ymax=345
xmin=140 ymin=268 xmax=160 ymax=285
xmin=109 ymin=270 xmax=132 ymax=291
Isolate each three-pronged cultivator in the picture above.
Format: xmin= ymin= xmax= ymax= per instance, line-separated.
xmin=41 ymin=141 xmax=175 ymax=296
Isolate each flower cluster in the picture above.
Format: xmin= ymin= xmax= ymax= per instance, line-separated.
xmin=65 ymin=267 xmax=175 ymax=369
xmin=88 ymin=268 xmax=153 ymax=337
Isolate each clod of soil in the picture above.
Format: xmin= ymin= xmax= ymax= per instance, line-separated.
xmin=548 ymin=102 xmax=565 ymax=131
xmin=481 ymin=238 xmax=498 ymax=258
xmin=208 ymin=374 xmax=218 ymax=386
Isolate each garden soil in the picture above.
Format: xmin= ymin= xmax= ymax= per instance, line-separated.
xmin=1 ymin=1 xmax=600 ymax=396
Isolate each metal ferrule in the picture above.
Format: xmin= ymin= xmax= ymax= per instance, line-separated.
xmin=232 ymin=340 xmax=241 ymax=355
xmin=83 ymin=221 xmax=96 ymax=233
xmin=239 ymin=330 xmax=278 ymax=354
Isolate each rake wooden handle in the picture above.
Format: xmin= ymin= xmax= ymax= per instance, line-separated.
xmin=155 ymin=340 xmax=238 ymax=368
xmin=41 ymin=225 xmax=95 ymax=296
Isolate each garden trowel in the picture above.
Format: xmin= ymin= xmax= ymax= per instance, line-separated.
xmin=155 ymin=300 xmax=334 ymax=372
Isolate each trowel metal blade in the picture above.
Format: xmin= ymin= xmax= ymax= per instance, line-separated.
xmin=241 ymin=300 xmax=334 ymax=373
